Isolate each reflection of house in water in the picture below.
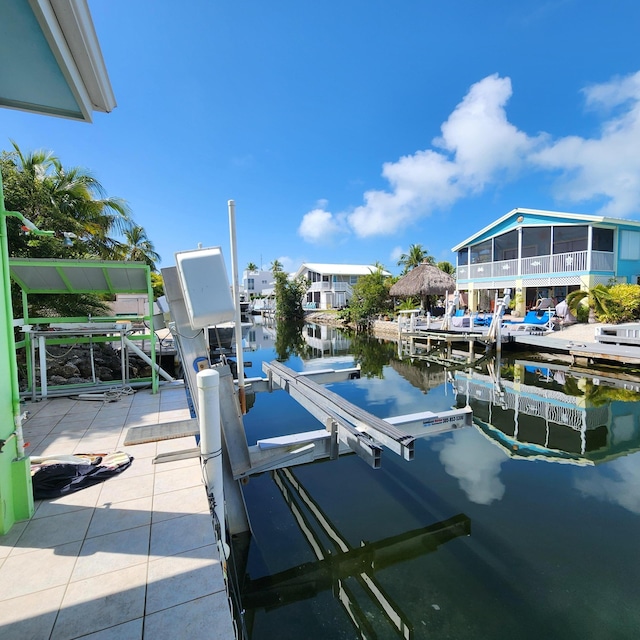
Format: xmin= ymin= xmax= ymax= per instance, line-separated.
xmin=452 ymin=361 xmax=640 ymax=465
xmin=245 ymin=322 xmax=276 ymax=352
xmin=389 ymin=359 xmax=449 ymax=394
xmin=303 ymin=323 xmax=351 ymax=358
xmin=237 ymin=467 xmax=470 ymax=639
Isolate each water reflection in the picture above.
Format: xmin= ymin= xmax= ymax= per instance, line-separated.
xmin=435 ymin=429 xmax=508 ymax=505
xmin=452 ymin=358 xmax=640 ymax=466
xmin=239 ymin=467 xmax=470 ymax=639
xmin=236 ymin=322 xmax=640 ymax=639
xmin=274 ymin=319 xmax=309 ymax=361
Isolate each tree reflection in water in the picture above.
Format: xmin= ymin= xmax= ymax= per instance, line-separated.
xmin=274 ymin=319 xmax=310 ymax=361
xmin=348 ymin=331 xmax=397 ymax=378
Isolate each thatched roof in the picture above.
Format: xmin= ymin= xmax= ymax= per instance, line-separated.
xmin=389 ymin=263 xmax=456 ymax=298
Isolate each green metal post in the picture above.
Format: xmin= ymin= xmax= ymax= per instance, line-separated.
xmin=0 ymin=171 xmax=32 ymax=532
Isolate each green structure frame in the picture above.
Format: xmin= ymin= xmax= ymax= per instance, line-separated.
xmin=1 ymin=173 xmax=157 ymax=534
xmin=10 ymin=257 xmax=158 ymax=398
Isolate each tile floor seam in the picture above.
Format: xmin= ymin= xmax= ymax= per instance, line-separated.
xmin=139 ymin=449 xmax=159 ymax=639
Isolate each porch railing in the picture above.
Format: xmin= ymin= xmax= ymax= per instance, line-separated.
xmin=458 ymin=250 xmax=613 ymax=280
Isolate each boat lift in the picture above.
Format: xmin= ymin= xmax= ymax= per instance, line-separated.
xmin=160 ymin=249 xmax=473 ymax=536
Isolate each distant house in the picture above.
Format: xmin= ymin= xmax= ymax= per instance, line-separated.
xmin=295 ymin=263 xmax=389 ymax=310
xmin=452 ymin=208 xmax=640 ymax=314
xmin=242 ymin=269 xmax=273 ymax=299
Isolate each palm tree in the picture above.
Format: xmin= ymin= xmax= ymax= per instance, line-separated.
xmin=437 ymin=261 xmax=456 ymax=276
xmin=47 ymin=158 xmax=132 ymax=259
xmin=270 ymin=259 xmax=284 ymax=273
xmin=1 ymin=142 xmax=153 ymax=316
xmin=397 ymin=244 xmax=434 ymax=275
xmin=118 ymin=225 xmax=161 ymax=271
xmin=5 ymin=141 xmax=133 ymax=261
xmin=566 ymin=285 xmax=611 ymax=323
xmin=246 ymin=262 xmax=258 ymax=271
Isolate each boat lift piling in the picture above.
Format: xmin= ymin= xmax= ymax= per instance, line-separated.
xmin=197 ymin=368 xmax=230 ymax=559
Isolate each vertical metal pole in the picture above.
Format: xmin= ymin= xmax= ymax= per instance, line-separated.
xmin=39 ymin=335 xmax=47 ymax=399
xmin=228 ymin=200 xmax=246 ymax=413
xmin=0 ymin=173 xmax=24 ymax=456
xmin=197 ymin=369 xmax=230 ymax=558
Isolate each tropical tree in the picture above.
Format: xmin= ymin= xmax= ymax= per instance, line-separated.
xmin=270 ymin=258 xmax=284 ymax=273
xmin=1 ymin=142 xmax=156 ymax=316
xmin=566 ymin=285 xmax=612 ymax=323
xmin=437 ymin=261 xmax=456 ymax=276
xmin=343 ymin=266 xmax=392 ymax=330
xmin=273 ymin=270 xmax=307 ymax=322
xmin=3 ymin=141 xmax=133 ymax=261
xmin=246 ymin=262 xmax=258 ymax=271
xmin=117 ymin=225 xmax=161 ymax=270
xmin=397 ymin=244 xmax=434 ymax=275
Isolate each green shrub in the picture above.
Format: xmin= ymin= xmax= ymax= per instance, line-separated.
xmin=604 ymin=284 xmax=640 ymax=323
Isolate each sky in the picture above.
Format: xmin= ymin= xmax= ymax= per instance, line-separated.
xmin=3 ymin=0 xmax=640 ymax=276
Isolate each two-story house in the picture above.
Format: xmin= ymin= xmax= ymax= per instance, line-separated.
xmin=452 ymin=208 xmax=640 ymax=314
xmin=294 ymin=263 xmax=389 ymax=310
xmin=242 ymin=269 xmax=273 ymax=299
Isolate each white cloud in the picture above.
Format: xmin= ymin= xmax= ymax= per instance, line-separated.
xmin=531 ymin=71 xmax=640 ymax=216
xmin=298 ymin=207 xmax=344 ymax=244
xmin=298 ymin=69 xmax=640 ymax=242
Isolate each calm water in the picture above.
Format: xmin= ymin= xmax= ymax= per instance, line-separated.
xmin=233 ymin=321 xmax=640 ymax=639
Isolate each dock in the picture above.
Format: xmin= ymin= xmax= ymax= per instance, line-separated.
xmin=507 ymin=329 xmax=640 ymax=365
xmin=0 ymin=382 xmax=235 ymax=640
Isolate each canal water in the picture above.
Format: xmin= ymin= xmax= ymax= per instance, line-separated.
xmin=232 ymin=320 xmax=640 ymax=639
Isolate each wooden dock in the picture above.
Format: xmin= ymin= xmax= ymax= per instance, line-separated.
xmin=507 ymin=332 xmax=640 ymax=365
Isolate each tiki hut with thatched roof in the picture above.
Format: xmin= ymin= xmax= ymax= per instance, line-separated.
xmin=389 ymin=262 xmax=456 ymax=310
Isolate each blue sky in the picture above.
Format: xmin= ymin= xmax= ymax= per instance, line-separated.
xmin=3 ymin=0 xmax=640 ymax=276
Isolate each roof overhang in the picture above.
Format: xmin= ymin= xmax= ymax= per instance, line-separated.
xmin=450 ymin=207 xmax=640 ymax=253
xmin=9 ymin=258 xmax=150 ymax=295
xmin=0 ymin=0 xmax=116 ymax=121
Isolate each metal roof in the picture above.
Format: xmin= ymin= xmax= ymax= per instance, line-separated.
xmin=9 ymin=258 xmax=150 ymax=295
xmin=296 ymin=263 xmax=391 ymax=277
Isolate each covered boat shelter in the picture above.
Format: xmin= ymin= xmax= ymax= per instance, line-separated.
xmin=10 ymin=257 xmax=158 ymax=399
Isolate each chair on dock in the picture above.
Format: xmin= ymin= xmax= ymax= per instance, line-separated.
xmin=502 ymin=309 xmax=554 ymax=333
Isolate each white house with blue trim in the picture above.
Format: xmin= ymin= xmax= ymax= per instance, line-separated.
xmin=452 ymin=208 xmax=640 ymax=315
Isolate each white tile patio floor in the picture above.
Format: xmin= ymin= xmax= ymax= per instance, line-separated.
xmin=0 ymin=382 xmax=236 ymax=640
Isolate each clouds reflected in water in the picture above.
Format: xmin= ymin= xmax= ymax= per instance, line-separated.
xmin=574 ymin=455 xmax=640 ymax=515
xmin=436 ymin=429 xmax=509 ymax=505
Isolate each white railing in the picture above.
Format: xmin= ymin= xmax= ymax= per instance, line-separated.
xmin=460 ymin=250 xmax=613 ymax=280
xmin=309 ymin=281 xmax=331 ymax=291
xmin=591 ymin=251 xmax=614 ymax=271
xmin=521 ymin=255 xmax=552 ymax=275
xmin=551 ymin=250 xmax=588 ymax=273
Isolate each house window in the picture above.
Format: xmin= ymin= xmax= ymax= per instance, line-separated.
xmin=247 ymin=278 xmax=255 ymax=291
xmin=620 ymin=230 xmax=640 ymax=260
xmin=553 ymin=225 xmax=588 ymax=253
xmin=494 ymin=230 xmax=518 ymax=261
xmin=470 ymin=239 xmax=492 ymax=264
xmin=592 ymin=227 xmax=614 ymax=252
xmin=457 ymin=248 xmax=469 ymax=266
xmin=350 ymin=275 xmax=358 ymax=284
xmin=522 ymin=227 xmax=551 ymax=258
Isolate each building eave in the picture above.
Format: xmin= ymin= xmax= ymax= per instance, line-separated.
xmin=0 ymin=0 xmax=116 ymax=122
